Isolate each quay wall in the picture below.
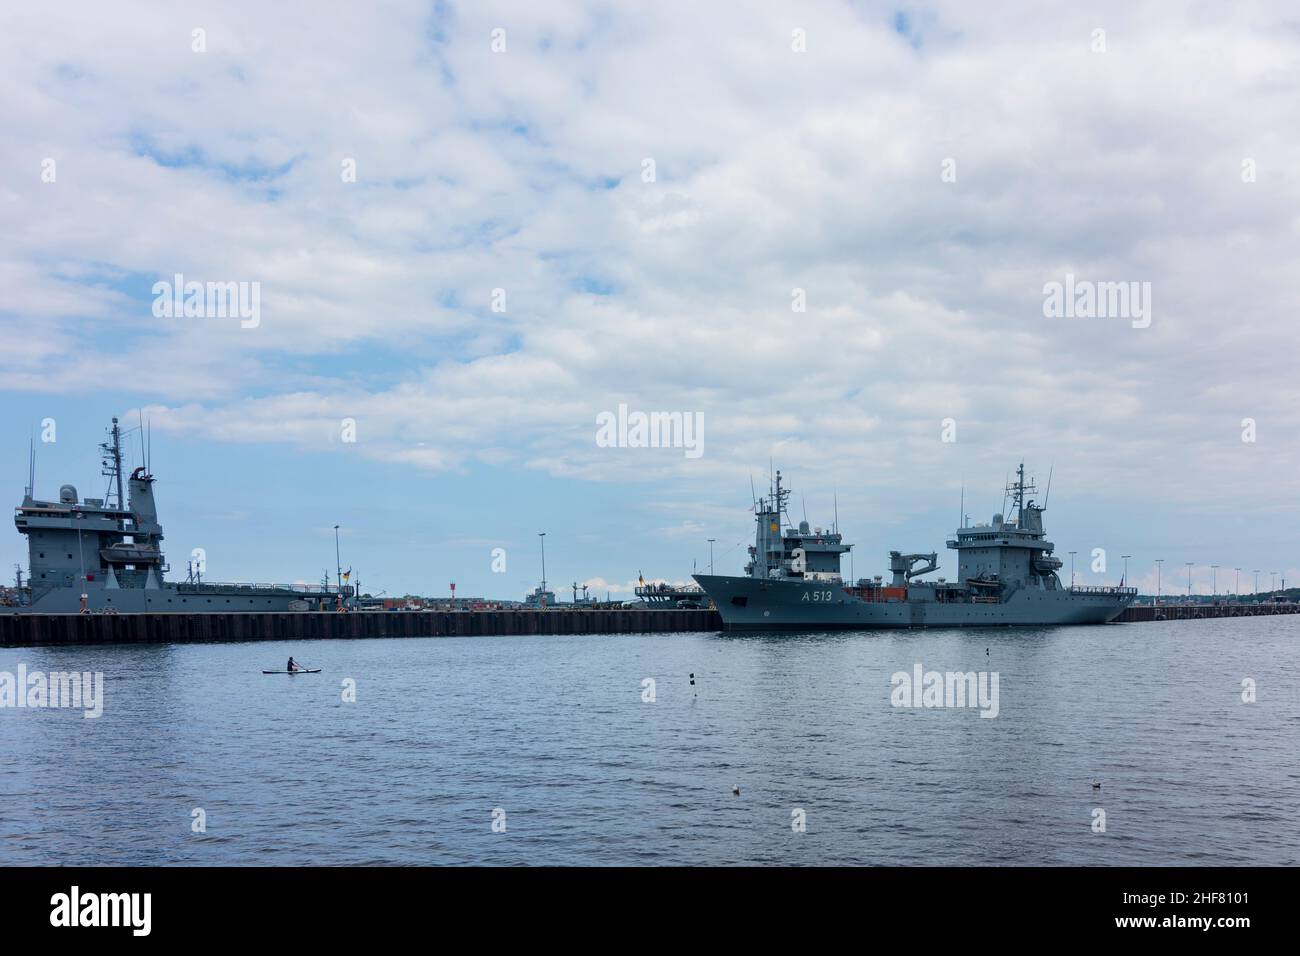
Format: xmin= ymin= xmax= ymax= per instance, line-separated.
xmin=0 ymin=608 xmax=723 ymax=648
xmin=2 ymin=602 xmax=1295 ymax=647
xmin=1116 ymin=602 xmax=1299 ymax=623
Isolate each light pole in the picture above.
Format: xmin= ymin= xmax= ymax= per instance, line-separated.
xmin=1069 ymin=551 xmax=1077 ymax=587
xmin=538 ymin=532 xmax=547 ymax=596
xmin=334 ymin=524 xmax=342 ymax=596
xmin=707 ymin=538 xmax=716 ymax=576
xmin=1155 ymin=559 xmax=1164 ymax=605
xmin=1253 ymin=570 xmax=1260 ymax=597
xmin=1211 ymin=565 xmax=1218 ymax=596
xmin=1234 ymin=567 xmax=1240 ymax=599
xmin=1185 ymin=562 xmax=1193 ymax=600
xmin=1121 ymin=554 xmax=1131 ymax=587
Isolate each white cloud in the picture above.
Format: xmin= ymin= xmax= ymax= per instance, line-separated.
xmin=3 ymin=0 xmax=1300 ymax=537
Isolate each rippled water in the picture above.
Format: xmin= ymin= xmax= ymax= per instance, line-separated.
xmin=2 ymin=615 xmax=1297 ymax=865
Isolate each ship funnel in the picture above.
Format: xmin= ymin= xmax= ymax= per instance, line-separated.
xmin=128 ymin=471 xmax=158 ymax=523
xmin=59 ymin=485 xmax=78 ymax=504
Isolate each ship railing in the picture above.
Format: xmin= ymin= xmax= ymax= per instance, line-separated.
xmin=1068 ymin=585 xmax=1138 ymax=596
xmin=845 ymin=587 xmax=907 ymax=603
xmin=176 ymin=581 xmax=354 ymax=595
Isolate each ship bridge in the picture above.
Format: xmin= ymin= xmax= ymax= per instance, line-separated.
xmin=947 ymin=464 xmax=1062 ymax=589
xmin=743 ymin=471 xmax=850 ymax=582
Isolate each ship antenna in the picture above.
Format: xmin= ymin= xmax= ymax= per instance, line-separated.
xmin=26 ymin=436 xmax=35 ymax=498
xmin=1017 ymin=460 xmax=1025 ymax=524
xmin=959 ymin=480 xmax=964 ymax=530
xmin=1043 ymin=463 xmax=1053 ymax=510
xmin=114 ymin=418 xmax=124 ymax=506
xmin=833 ymin=490 xmax=839 ymax=535
xmin=138 ymin=409 xmax=148 ymax=472
xmin=101 ymin=417 xmax=125 ymax=509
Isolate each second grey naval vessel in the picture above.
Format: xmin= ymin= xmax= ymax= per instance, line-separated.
xmin=7 ymin=419 xmax=352 ymax=613
xmin=693 ymin=465 xmax=1136 ymax=630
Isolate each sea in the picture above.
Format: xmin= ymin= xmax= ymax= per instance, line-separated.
xmin=2 ymin=615 xmax=1296 ymax=865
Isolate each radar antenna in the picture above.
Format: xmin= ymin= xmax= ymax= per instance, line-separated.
xmin=1003 ymin=462 xmax=1039 ymax=525
xmin=100 ymin=418 xmax=125 ymax=510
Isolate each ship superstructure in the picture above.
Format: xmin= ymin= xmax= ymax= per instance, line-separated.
xmin=693 ymin=465 xmax=1135 ymax=629
xmin=9 ymin=419 xmax=351 ymax=613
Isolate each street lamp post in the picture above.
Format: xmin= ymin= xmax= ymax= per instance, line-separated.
xmin=707 ymin=538 xmax=716 ymax=576
xmin=334 ymin=524 xmax=342 ymax=595
xmin=1155 ymin=559 xmax=1164 ymax=605
xmin=1211 ymin=565 xmax=1218 ymax=597
xmin=538 ymin=532 xmax=547 ymax=597
xmin=1185 ymin=562 xmax=1193 ymax=600
xmin=1234 ymin=567 xmax=1240 ymax=598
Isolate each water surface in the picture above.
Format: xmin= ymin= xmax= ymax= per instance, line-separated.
xmin=2 ymin=616 xmax=1296 ymax=865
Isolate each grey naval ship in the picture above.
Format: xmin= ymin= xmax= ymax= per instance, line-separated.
xmin=693 ymin=465 xmax=1136 ymax=630
xmin=7 ymin=419 xmax=350 ymax=613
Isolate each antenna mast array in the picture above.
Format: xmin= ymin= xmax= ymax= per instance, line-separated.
xmin=1003 ymin=462 xmax=1039 ymax=524
xmin=100 ymin=417 xmax=125 ymax=510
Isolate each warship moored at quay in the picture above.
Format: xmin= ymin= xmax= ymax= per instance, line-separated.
xmin=693 ymin=465 xmax=1138 ymax=630
xmin=7 ymin=419 xmax=351 ymax=613
xmin=10 ymin=424 xmax=1292 ymax=643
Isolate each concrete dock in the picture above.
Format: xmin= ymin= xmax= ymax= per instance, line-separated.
xmin=1117 ymin=601 xmax=1299 ymax=623
xmin=1 ymin=601 xmax=1295 ymax=647
xmin=0 ymin=608 xmax=724 ymax=647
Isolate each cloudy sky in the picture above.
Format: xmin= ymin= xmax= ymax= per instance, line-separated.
xmin=2 ymin=1 xmax=1298 ymax=599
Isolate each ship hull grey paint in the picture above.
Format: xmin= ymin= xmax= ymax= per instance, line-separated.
xmin=15 ymin=585 xmax=327 ymax=615
xmin=692 ymin=464 xmax=1135 ymax=631
xmin=7 ymin=418 xmax=348 ymax=614
xmin=693 ymin=574 xmax=1130 ymax=630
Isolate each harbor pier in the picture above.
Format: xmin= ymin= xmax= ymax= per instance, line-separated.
xmin=0 ymin=608 xmax=724 ymax=648
xmin=1117 ymin=601 xmax=1299 ymax=623
xmin=2 ymin=601 xmax=1296 ymax=648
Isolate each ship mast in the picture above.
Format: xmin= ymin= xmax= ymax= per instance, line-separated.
xmin=772 ymin=469 xmax=790 ymax=527
xmin=1016 ymin=462 xmax=1024 ymax=524
xmin=1004 ymin=462 xmax=1038 ymax=526
xmin=101 ymin=417 xmax=125 ymax=511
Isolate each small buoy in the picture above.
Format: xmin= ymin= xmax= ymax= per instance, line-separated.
xmin=732 ymin=785 xmax=740 ymax=796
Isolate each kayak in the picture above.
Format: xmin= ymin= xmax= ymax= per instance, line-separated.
xmin=262 ymin=669 xmax=321 ymax=674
